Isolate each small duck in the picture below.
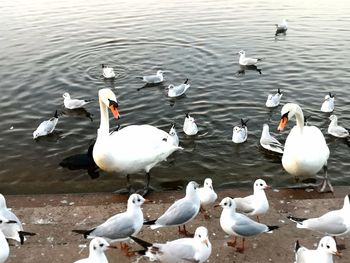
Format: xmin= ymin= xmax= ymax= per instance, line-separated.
xmin=198 ymin=178 xmax=218 ymax=218
xmin=33 ymin=110 xmax=59 ymax=139
xmin=260 ymin=124 xmax=284 ymax=154
xmin=234 ymin=179 xmax=271 ymax=222
xmin=63 ymin=92 xmax=94 ymax=110
xmin=167 ymin=79 xmax=190 ymax=97
xmin=139 ymin=70 xmax=165 ymax=84
xmin=238 ymin=50 xmax=262 ymax=66
xmin=294 ymin=236 xmax=341 ymax=263
xmin=167 ymin=123 xmax=179 ymax=147
xmin=73 ymin=237 xmax=115 ymax=263
xmin=101 ymin=64 xmax=115 ymax=79
xmin=265 ymin=88 xmax=283 ymax=108
xmin=328 ymin=115 xmax=349 ymax=138
xmin=275 ymin=19 xmax=288 ymax=36
xmin=232 ymin=119 xmax=248 ymax=143
xmin=321 ymin=92 xmax=335 ymax=112
xmin=183 ymin=113 xmax=198 ymax=136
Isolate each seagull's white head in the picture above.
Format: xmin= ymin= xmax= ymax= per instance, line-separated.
xmin=157 ymin=70 xmax=164 ymax=76
xmin=127 ymin=194 xmax=146 ymax=208
xmin=253 ymin=179 xmax=270 ymax=191
xmin=329 ymin=115 xmax=337 ymax=122
xmin=203 ymin=178 xmax=213 ymax=190
xmin=317 ymin=236 xmax=340 ymax=256
xmin=238 ymin=50 xmax=245 ymax=56
xmin=169 ymin=124 xmax=177 ymax=136
xmin=219 ymin=197 xmax=236 ymax=210
xmin=194 ymin=226 xmax=210 ymax=248
xmin=186 ymin=181 xmax=199 ymax=196
xmin=89 ymin=237 xmax=112 ymax=254
xmin=0 ymin=194 xmax=6 ymax=209
xmin=62 ymin=92 xmax=70 ymax=100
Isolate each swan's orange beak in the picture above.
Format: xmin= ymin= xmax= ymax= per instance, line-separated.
xmin=278 ymin=116 xmax=288 ymax=131
xmin=108 ymin=100 xmax=120 ymax=119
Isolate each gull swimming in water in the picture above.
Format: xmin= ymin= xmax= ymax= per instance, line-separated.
xmin=167 ymin=124 xmax=179 ymax=147
xmin=167 ymin=79 xmax=190 ymax=97
xmin=287 ymin=194 xmax=350 ymax=237
xmin=198 ymin=178 xmax=217 ymax=219
xmin=321 ymin=92 xmax=335 ymax=113
xmin=217 ymin=197 xmax=279 ymax=253
xmin=73 ymin=194 xmax=147 ymax=255
xmin=232 ymin=119 xmax=248 ymax=143
xmin=275 ymin=19 xmax=288 ymax=36
xmin=294 ymin=236 xmax=341 ymax=263
xmin=32 ymin=110 xmax=59 ymax=139
xmin=260 ymin=124 xmax=284 ymax=154
xmin=183 ymin=113 xmax=198 ymax=136
xmin=265 ymin=89 xmax=283 ymax=108
xmin=101 ymin=64 xmax=115 ymax=79
xmin=328 ymin=115 xmax=349 ymax=138
xmin=144 ymin=181 xmax=200 ymax=236
xmin=238 ymin=50 xmax=262 ymax=66
xmin=139 ymin=70 xmax=165 ymax=84
xmin=0 ymin=194 xmax=36 ymax=244
xmin=63 ymin=92 xmax=94 ymax=110
xmin=73 ymin=237 xmax=116 ymax=263
xmin=131 ymin=226 xmax=211 ymax=263
xmin=234 ymin=179 xmax=270 ymax=222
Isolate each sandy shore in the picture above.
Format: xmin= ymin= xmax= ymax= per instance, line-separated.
xmin=4 ymin=187 xmax=350 ymax=263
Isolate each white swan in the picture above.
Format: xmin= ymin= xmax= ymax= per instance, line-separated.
xmin=101 ymin=64 xmax=115 ymax=79
xmin=321 ymin=93 xmax=334 ymax=113
xmin=277 ymin=103 xmax=331 ymax=192
xmin=93 ymin=89 xmax=182 ymax=195
xmin=260 ymin=124 xmax=284 ymax=154
xmin=328 ymin=115 xmax=349 ymax=138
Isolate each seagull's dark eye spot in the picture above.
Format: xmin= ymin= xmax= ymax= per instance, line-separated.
xmin=199 ymin=235 xmax=201 ymax=238
xmin=224 ymin=203 xmax=227 ymax=206
xmin=260 ymin=183 xmax=263 ymax=186
xmin=326 ymin=245 xmax=330 ymax=249
xmin=0 ymin=220 xmax=2 ymax=224
xmin=93 ymin=246 xmax=96 ymax=250
xmin=100 ymin=243 xmax=104 ymax=247
xmin=132 ymin=200 xmax=135 ymax=204
xmin=137 ymin=199 xmax=141 ymax=202
xmin=321 ymin=244 xmax=324 ymax=247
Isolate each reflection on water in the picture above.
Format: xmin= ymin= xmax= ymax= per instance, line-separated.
xmin=0 ymin=0 xmax=350 ymax=194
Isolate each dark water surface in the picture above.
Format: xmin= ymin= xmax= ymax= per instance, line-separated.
xmin=1 ymin=0 xmax=349 ymax=194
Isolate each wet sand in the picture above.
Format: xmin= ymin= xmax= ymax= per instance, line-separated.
xmin=5 ymin=187 xmax=350 ymax=263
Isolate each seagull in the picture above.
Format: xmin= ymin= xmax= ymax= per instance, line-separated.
xmin=102 ymin=64 xmax=115 ymax=79
xmin=232 ymin=119 xmax=248 ymax=143
xmin=167 ymin=79 xmax=190 ymax=98
xmin=294 ymin=236 xmax=341 ymax=263
xmin=238 ymin=50 xmax=262 ymax=66
xmin=73 ymin=237 xmax=116 ymax=263
xmin=183 ymin=113 xmax=198 ymax=136
xmin=275 ymin=19 xmax=288 ymax=36
xmin=167 ymin=124 xmax=179 ymax=147
xmin=265 ymin=89 xmax=283 ymax=108
xmin=198 ymin=178 xmax=218 ymax=219
xmin=328 ymin=115 xmax=349 ymax=138
xmin=33 ymin=110 xmax=59 ymax=139
xmin=144 ymin=181 xmax=200 ymax=236
xmin=0 ymin=194 xmax=36 ymax=244
xmin=217 ymin=197 xmax=279 ymax=253
xmin=131 ymin=226 xmax=211 ymax=263
xmin=72 ymin=194 xmax=147 ymax=255
xmin=234 ymin=179 xmax=270 ymax=222
xmin=63 ymin=92 xmax=94 ymax=110
xmin=287 ymin=194 xmax=350 ymax=237
xmin=0 ymin=217 xmax=18 ymax=263
xmin=260 ymin=124 xmax=284 ymax=154
xmin=321 ymin=92 xmax=335 ymax=113
xmin=139 ymin=70 xmax=165 ymax=84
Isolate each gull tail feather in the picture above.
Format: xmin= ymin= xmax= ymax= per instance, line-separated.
xmin=72 ymin=228 xmax=95 ymax=239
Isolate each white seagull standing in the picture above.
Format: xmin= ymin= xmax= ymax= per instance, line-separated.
xmin=183 ymin=113 xmax=198 ymax=136
xmin=0 ymin=194 xmax=36 ymax=244
xmin=217 ymin=197 xmax=278 ymax=253
xmin=198 ymin=178 xmax=217 ymax=219
xmin=63 ymin=92 xmax=94 ymax=110
xmin=144 ymin=181 xmax=200 ymax=236
xmin=0 ymin=216 xmax=18 ymax=263
xmin=234 ymin=179 xmax=270 ymax=222
xmin=232 ymin=119 xmax=248 ymax=143
xmin=101 ymin=64 xmax=115 ymax=79
xmin=328 ymin=115 xmax=349 ymax=138
xmin=294 ymin=236 xmax=341 ymax=263
xmin=287 ymin=194 xmax=350 ymax=237
xmin=167 ymin=79 xmax=190 ymax=97
xmin=275 ymin=19 xmax=288 ymax=36
xmin=278 ymin=103 xmax=331 ymax=192
xmin=238 ymin=50 xmax=262 ymax=66
xmin=33 ymin=110 xmax=59 ymax=139
xmin=73 ymin=194 xmax=147 ymax=255
xmin=139 ymin=70 xmax=165 ymax=84
xmin=321 ymin=92 xmax=335 ymax=113
xmin=265 ymin=88 xmax=283 ymax=108
xmin=131 ymin=226 xmax=211 ymax=263
xmin=73 ymin=237 xmax=116 ymax=263
xmin=167 ymin=124 xmax=179 ymax=147
xmin=260 ymin=124 xmax=284 ymax=154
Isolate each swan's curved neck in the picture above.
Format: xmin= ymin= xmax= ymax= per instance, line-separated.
xmin=98 ymin=97 xmax=109 ymax=134
xmin=294 ymin=106 xmax=305 ymax=131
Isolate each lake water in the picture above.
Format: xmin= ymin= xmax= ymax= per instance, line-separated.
xmin=1 ymin=0 xmax=349 ymax=194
